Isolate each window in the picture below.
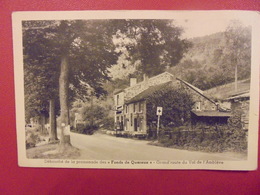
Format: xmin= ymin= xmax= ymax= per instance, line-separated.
xmin=130 ymin=114 xmax=133 ymax=126
xmin=121 ymin=116 xmax=124 ymax=129
xmin=139 ymin=119 xmax=143 ymax=131
xmin=134 ymin=103 xmax=136 ymax=113
xmin=125 ymin=105 xmax=128 ymax=113
xmin=116 ymin=95 xmax=119 ymax=105
xmin=139 ymin=102 xmax=143 ymax=112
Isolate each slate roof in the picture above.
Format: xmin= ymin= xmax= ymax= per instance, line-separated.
xmin=125 ymin=81 xmax=174 ymax=104
xmin=192 ymin=110 xmax=232 ymax=117
xmin=205 ymin=79 xmax=250 ymax=100
xmin=225 ymin=91 xmax=250 ymax=100
xmin=113 ymin=72 xmax=174 ymax=95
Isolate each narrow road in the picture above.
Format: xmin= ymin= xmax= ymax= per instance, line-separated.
xmin=70 ymin=131 xmax=246 ymax=160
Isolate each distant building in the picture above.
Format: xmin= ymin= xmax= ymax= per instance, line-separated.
xmin=205 ymin=79 xmax=250 ymax=130
xmin=74 ymin=112 xmax=85 ymax=128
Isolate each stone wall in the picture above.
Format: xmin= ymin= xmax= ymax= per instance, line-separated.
xmin=231 ymin=99 xmax=250 ymax=130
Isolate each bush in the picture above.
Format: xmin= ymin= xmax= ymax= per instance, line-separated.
xmin=26 ymin=130 xmax=38 ymax=149
xmin=74 ymin=123 xmax=85 ymax=134
xmin=157 ymin=119 xmax=247 ymax=153
xmin=83 ymin=124 xmax=99 ymax=135
xmin=74 ymin=123 xmax=99 ymax=135
xmin=100 ymin=117 xmax=114 ymax=130
xmin=26 ymin=128 xmax=47 ymax=149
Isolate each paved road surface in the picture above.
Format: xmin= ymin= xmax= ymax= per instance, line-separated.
xmin=70 ymin=132 xmax=246 ymax=160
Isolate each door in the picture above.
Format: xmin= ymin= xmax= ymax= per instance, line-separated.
xmin=134 ymin=118 xmax=138 ymax=131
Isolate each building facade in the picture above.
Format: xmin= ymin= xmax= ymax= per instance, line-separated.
xmin=114 ymin=72 xmax=174 ymax=135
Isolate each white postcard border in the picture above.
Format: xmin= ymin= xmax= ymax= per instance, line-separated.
xmin=12 ymin=10 xmax=260 ymax=170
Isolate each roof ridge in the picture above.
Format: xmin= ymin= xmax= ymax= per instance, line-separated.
xmin=176 ymin=78 xmax=217 ymax=105
xmin=176 ymin=78 xmax=204 ymax=94
xmin=124 ymin=72 xmax=174 ymax=91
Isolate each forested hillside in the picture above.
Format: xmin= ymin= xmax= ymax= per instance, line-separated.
xmin=169 ymin=24 xmax=251 ymax=90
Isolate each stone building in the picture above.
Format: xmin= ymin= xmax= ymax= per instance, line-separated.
xmin=205 ymin=79 xmax=250 ymax=130
xmin=114 ymin=72 xmax=174 ymax=135
xmin=113 ymin=72 xmax=234 ymax=136
xmin=225 ymin=92 xmax=250 ymax=129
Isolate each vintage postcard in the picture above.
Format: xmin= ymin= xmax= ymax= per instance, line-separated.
xmin=12 ymin=10 xmax=259 ymax=170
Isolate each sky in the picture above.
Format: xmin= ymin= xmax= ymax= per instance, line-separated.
xmin=170 ymin=11 xmax=254 ymax=39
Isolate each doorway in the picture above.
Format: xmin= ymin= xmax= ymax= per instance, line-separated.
xmin=134 ymin=118 xmax=138 ymax=131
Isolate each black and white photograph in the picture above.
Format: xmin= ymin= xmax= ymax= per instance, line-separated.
xmin=13 ymin=11 xmax=259 ymax=170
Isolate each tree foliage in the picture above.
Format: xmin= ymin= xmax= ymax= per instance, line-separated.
xmin=23 ymin=20 xmax=120 ymax=121
xmin=146 ymin=85 xmax=194 ymax=127
xmin=114 ymin=20 xmax=191 ymax=77
xmin=169 ymin=21 xmax=251 ymax=90
xmin=224 ymin=20 xmax=251 ymax=82
xmin=23 ymin=21 xmax=61 ymax=122
xmin=80 ymin=105 xmax=107 ymax=125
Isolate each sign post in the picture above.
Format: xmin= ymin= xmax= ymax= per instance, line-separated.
xmin=156 ymin=107 xmax=163 ymax=138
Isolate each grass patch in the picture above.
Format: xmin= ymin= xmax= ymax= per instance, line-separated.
xmin=26 ymin=143 xmax=80 ymax=159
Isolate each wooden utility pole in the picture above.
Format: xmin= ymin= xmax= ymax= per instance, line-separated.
xmin=157 ymin=115 xmax=160 ymax=138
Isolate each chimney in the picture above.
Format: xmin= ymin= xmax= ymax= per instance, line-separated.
xmin=165 ymin=65 xmax=170 ymax=71
xmin=143 ymin=74 xmax=148 ymax=82
xmin=130 ymin=78 xmax=137 ymax=87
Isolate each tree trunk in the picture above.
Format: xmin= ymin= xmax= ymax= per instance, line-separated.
xmin=49 ymin=99 xmax=58 ymax=141
xmin=235 ymin=64 xmax=238 ymax=92
xmin=59 ymin=54 xmax=71 ymax=145
xmin=40 ymin=114 xmax=46 ymax=134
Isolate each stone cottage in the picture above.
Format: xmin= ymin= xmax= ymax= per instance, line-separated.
xmin=114 ymin=72 xmax=175 ymax=135
xmin=113 ymin=72 xmax=233 ymax=136
xmin=205 ymin=79 xmax=250 ymax=130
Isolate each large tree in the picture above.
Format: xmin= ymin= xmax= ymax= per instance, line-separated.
xmin=224 ymin=20 xmax=251 ymax=91
xmin=23 ymin=20 xmax=119 ymax=146
xmin=114 ymin=20 xmax=191 ymax=77
xmin=24 ymin=62 xmax=59 ymax=140
xmin=23 ymin=21 xmax=60 ymax=140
